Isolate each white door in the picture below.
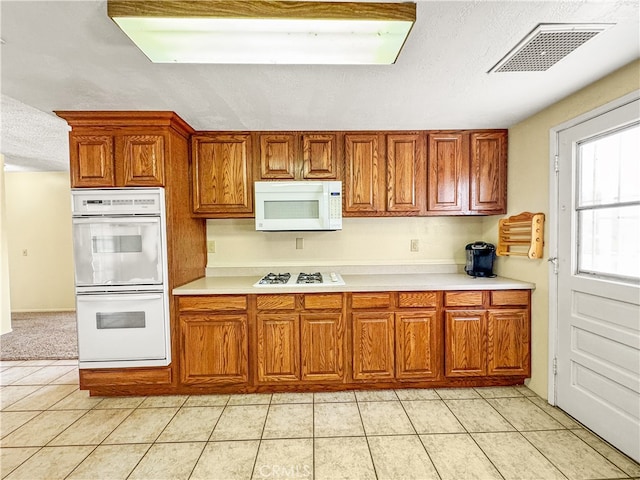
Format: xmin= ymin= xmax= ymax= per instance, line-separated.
xmin=556 ymin=98 xmax=640 ymax=462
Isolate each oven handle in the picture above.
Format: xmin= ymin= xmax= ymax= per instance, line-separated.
xmin=76 ymin=293 xmax=164 ymax=302
xmin=72 ymin=216 xmax=160 ymax=224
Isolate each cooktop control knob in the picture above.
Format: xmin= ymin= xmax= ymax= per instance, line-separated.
xmin=330 ymin=272 xmax=338 ymax=282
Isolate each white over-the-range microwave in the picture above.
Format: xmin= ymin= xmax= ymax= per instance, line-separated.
xmin=254 ymin=181 xmax=342 ymax=231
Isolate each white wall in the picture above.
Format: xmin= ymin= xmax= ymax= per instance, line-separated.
xmin=0 ymin=155 xmax=12 ymax=334
xmin=483 ymin=59 xmax=640 ymax=398
xmin=5 ymin=171 xmax=75 ymax=312
xmin=207 ymin=216 xmax=484 ymax=268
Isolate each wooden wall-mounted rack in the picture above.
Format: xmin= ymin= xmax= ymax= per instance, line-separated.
xmin=497 ymin=212 xmax=545 ymax=259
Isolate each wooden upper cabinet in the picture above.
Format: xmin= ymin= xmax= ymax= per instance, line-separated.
xmin=303 ymin=134 xmax=339 ymax=179
xmin=69 ymin=135 xmax=115 ymax=187
xmin=344 ymin=133 xmax=382 ymax=214
xmin=427 ymin=133 xmax=466 ymax=213
xmin=120 ymin=135 xmax=165 ymax=186
xmin=386 ymin=133 xmax=426 ymax=214
xmin=470 ymin=131 xmax=507 ymax=214
xmin=259 ymin=133 xmax=296 ymax=179
xmin=192 ymin=133 xmax=253 ymax=216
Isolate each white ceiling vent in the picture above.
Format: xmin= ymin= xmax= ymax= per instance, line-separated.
xmin=489 ymin=23 xmax=613 ymax=73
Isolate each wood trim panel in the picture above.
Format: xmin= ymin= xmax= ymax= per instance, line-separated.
xmin=444 ymin=291 xmax=485 ymax=307
xmin=79 ymin=367 xmax=172 ymax=388
xmin=398 ymin=291 xmax=437 ymax=308
xmin=303 ymin=293 xmax=344 ymax=310
xmin=351 ymin=292 xmax=392 ymax=309
xmin=179 ymin=295 xmax=248 ymax=312
xmin=490 ymin=290 xmax=529 ymax=306
xmin=256 ymin=294 xmax=296 ymax=310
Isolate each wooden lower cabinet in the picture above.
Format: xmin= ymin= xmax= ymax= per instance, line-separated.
xmin=445 ymin=310 xmax=487 ymax=377
xmin=352 ymin=312 xmax=395 ymax=380
xmin=487 ymin=309 xmax=530 ymax=376
xmin=395 ymin=311 xmax=440 ymax=379
xmin=301 ymin=313 xmax=345 ymax=382
xmin=180 ymin=314 xmax=248 ymax=385
xmin=256 ymin=314 xmax=300 ymax=382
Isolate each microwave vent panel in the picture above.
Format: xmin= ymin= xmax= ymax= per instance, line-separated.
xmin=489 ymin=24 xmax=612 ymax=73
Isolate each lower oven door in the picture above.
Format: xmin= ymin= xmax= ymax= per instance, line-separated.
xmin=76 ymin=292 xmax=168 ymax=366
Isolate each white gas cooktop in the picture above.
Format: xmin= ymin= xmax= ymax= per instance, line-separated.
xmin=253 ymin=272 xmax=345 ymax=287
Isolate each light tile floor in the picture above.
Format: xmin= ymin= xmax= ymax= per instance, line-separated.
xmin=1 ymin=360 xmax=639 ymax=480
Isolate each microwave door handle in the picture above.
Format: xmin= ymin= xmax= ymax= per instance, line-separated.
xmin=76 ymin=293 xmax=163 ymax=302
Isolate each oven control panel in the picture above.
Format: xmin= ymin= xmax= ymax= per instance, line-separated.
xmin=72 ymin=188 xmax=164 ymax=215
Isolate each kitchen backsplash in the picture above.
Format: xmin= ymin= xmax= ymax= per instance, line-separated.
xmin=206 ymin=216 xmax=484 ymax=269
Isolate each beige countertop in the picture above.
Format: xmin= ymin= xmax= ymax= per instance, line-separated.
xmin=173 ymin=273 xmax=535 ymax=295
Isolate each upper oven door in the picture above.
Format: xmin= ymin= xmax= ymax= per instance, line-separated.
xmin=72 ymin=216 xmax=164 ymax=288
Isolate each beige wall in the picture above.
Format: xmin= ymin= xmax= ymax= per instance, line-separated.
xmin=5 ymin=171 xmax=75 ymax=312
xmin=207 ymin=216 xmax=484 ymax=268
xmin=483 ymin=59 xmax=640 ymax=399
xmin=0 ymin=155 xmax=12 ymax=333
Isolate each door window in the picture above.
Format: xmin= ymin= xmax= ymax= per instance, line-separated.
xmin=577 ymin=123 xmax=640 ymax=282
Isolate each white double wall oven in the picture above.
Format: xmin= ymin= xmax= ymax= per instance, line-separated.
xmin=71 ymin=188 xmax=170 ymax=369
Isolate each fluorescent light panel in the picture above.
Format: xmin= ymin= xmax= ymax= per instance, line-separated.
xmin=108 ymin=1 xmax=416 ymax=65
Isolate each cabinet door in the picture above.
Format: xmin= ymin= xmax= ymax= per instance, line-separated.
xmin=344 ymin=134 xmax=382 ymax=214
xmin=256 ymin=314 xmax=300 ymax=382
xmin=470 ymin=132 xmax=507 ymax=213
xmin=487 ymin=309 xmax=530 ymax=376
xmin=445 ymin=310 xmax=487 ymax=377
xmin=301 ymin=313 xmax=345 ymax=382
xmin=352 ymin=312 xmax=394 ymax=380
xmin=69 ymin=135 xmax=115 ymax=187
xmin=386 ymin=133 xmax=426 ymax=214
xmin=120 ymin=134 xmax=165 ymax=186
xmin=180 ymin=314 xmax=248 ymax=385
xmin=395 ymin=311 xmax=440 ymax=380
xmin=303 ymin=133 xmax=339 ymax=179
xmin=258 ymin=133 xmax=297 ymax=180
xmin=192 ymin=134 xmax=253 ymax=215
xmin=427 ymin=133 xmax=466 ymax=212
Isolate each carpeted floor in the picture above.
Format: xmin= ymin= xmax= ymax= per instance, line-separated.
xmin=0 ymin=312 xmax=78 ymax=360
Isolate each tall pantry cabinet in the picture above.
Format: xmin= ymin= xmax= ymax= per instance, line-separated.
xmin=56 ymin=111 xmax=207 ymax=392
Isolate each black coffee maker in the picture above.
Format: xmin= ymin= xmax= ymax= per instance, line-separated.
xmin=464 ymin=242 xmax=496 ymax=278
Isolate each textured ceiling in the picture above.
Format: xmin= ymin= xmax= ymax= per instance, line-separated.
xmin=1 ymin=0 xmax=639 ymax=171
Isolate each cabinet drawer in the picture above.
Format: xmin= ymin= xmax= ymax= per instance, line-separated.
xmin=398 ymin=292 xmax=437 ymax=308
xmin=444 ymin=291 xmax=484 ymax=307
xmin=304 ymin=294 xmax=343 ymax=310
xmin=179 ymin=295 xmax=247 ymax=312
xmin=491 ymin=290 xmax=529 ymax=306
xmin=257 ymin=295 xmax=296 ymax=310
xmin=351 ymin=292 xmax=391 ymax=309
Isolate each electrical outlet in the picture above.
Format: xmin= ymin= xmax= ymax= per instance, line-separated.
xmin=22 ymin=249 xmax=28 ymax=256
xmin=410 ymin=239 xmax=419 ymax=252
xmin=296 ymin=238 xmax=304 ymax=250
xmin=207 ymin=241 xmax=216 ymax=253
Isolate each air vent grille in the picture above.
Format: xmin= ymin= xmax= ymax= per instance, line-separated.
xmin=490 ymin=24 xmax=612 ymax=73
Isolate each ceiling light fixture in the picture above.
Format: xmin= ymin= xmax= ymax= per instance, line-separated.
xmin=107 ymin=0 xmax=416 ymax=65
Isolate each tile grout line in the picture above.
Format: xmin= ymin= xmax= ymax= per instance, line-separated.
xmin=248 ymin=394 xmax=272 ymax=479
xmin=354 ymin=392 xmax=380 ymax=480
